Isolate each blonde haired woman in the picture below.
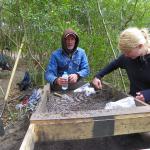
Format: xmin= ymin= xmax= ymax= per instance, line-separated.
xmin=92 ymin=27 xmax=150 ymax=103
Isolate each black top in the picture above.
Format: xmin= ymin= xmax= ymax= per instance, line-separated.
xmin=95 ymin=54 xmax=150 ymax=100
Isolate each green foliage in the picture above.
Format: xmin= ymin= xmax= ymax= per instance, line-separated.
xmin=1 ymin=0 xmax=150 ymax=89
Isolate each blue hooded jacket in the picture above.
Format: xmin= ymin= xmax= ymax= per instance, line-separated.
xmin=45 ymin=29 xmax=90 ymax=85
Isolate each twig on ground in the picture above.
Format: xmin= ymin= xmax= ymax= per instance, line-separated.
xmin=0 ymin=86 xmax=5 ymax=97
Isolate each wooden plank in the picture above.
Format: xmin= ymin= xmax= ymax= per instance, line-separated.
xmin=31 ymin=110 xmax=150 ymax=141
xmin=114 ymin=112 xmax=150 ymax=135
xmin=34 ymin=118 xmax=94 ymax=141
xmin=31 ymin=105 xmax=150 ymax=122
xmin=23 ymin=111 xmax=150 ymax=142
xmin=35 ymin=83 xmax=50 ymax=113
xmin=32 ymin=117 xmax=114 ymax=140
xmin=30 ymin=113 xmax=150 ymax=141
xmin=19 ymin=124 xmax=36 ymax=150
xmin=134 ymin=98 xmax=149 ymax=106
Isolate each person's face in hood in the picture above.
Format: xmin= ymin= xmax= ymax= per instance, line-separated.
xmin=65 ymin=34 xmax=76 ymax=51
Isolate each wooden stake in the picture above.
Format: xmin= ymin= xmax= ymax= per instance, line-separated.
xmin=4 ymin=37 xmax=25 ymax=101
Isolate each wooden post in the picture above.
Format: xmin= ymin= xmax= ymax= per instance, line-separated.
xmin=4 ymin=37 xmax=25 ymax=101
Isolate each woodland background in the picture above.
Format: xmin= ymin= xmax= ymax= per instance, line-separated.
xmin=0 ymin=0 xmax=150 ymax=93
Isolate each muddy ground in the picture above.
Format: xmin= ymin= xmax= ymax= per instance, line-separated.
xmin=0 ymin=60 xmax=30 ymax=150
xmin=0 ymin=63 xmax=150 ymax=150
xmin=0 ymin=117 xmax=29 ymax=150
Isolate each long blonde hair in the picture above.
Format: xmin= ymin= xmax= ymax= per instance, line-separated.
xmin=118 ymin=27 xmax=150 ymax=53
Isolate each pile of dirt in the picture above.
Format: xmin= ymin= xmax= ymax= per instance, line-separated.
xmin=47 ymin=87 xmax=126 ymax=113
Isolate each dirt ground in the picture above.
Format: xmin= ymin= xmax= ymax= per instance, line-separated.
xmin=0 ymin=61 xmax=30 ymax=150
xmin=0 ymin=117 xmax=29 ymax=150
xmin=0 ymin=63 xmax=150 ymax=150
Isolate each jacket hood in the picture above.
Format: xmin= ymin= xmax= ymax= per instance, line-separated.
xmin=61 ymin=28 xmax=79 ymax=53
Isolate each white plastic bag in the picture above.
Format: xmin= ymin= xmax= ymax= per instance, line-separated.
xmin=74 ymin=83 xmax=96 ymax=96
xmin=104 ymin=96 xmax=136 ymax=110
xmin=74 ymin=83 xmax=90 ymax=93
xmin=85 ymin=87 xmax=96 ymax=96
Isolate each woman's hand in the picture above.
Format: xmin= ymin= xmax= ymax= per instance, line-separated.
xmin=135 ymin=92 xmax=145 ymax=102
xmin=91 ymin=77 xmax=102 ymax=89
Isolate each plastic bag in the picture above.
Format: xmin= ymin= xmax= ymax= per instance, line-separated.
xmin=74 ymin=83 xmax=95 ymax=96
xmin=85 ymin=87 xmax=96 ymax=96
xmin=74 ymin=83 xmax=90 ymax=92
xmin=104 ymin=96 xmax=136 ymax=110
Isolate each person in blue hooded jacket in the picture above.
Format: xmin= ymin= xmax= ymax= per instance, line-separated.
xmin=92 ymin=27 xmax=150 ymax=103
xmin=45 ymin=28 xmax=90 ymax=90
